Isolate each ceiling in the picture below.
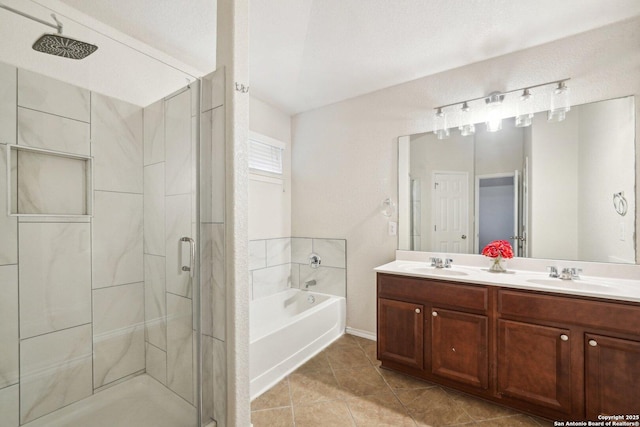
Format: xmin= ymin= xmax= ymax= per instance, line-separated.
xmin=249 ymin=0 xmax=640 ymax=114
xmin=0 ymin=0 xmax=206 ymax=106
xmin=57 ymin=0 xmax=217 ymax=73
xmin=19 ymin=0 xmax=640 ymax=113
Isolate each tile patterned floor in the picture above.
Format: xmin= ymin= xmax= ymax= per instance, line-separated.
xmin=251 ymin=334 xmax=554 ymax=427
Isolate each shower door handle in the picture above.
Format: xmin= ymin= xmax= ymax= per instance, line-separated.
xmin=180 ymin=237 xmax=195 ymax=277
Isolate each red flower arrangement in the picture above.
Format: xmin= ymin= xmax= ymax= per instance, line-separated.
xmin=481 ymin=240 xmax=514 ymax=259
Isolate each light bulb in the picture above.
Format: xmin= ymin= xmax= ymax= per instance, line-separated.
xmin=515 ymin=88 xmax=533 ymax=128
xmin=434 ymin=108 xmax=450 ymax=140
xmin=485 ymin=92 xmax=504 ymax=132
xmin=458 ymin=102 xmax=475 ymax=136
xmin=548 ymin=81 xmax=570 ymax=122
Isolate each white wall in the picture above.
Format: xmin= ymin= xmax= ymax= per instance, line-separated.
xmin=291 ymin=18 xmax=640 ymax=335
xmin=529 ymin=111 xmax=580 ymax=259
xmin=475 ymin=121 xmax=524 ymax=176
xmin=217 ymin=0 xmax=250 ymax=424
xmin=578 ymin=97 xmax=635 ymax=263
xmin=248 ymin=96 xmax=292 ymax=240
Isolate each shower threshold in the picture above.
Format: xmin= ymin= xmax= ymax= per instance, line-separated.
xmin=23 ymin=375 xmax=197 ymax=427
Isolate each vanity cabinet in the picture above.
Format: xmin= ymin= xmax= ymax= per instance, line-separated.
xmin=497 ymin=319 xmax=572 ymax=414
xmin=432 ymin=308 xmax=488 ymax=389
xmin=376 ymin=272 xmax=640 ymax=421
xmin=377 ymin=298 xmax=424 ymax=369
xmin=584 ymin=333 xmax=640 ymax=419
xmin=377 ymin=273 xmax=489 ymax=393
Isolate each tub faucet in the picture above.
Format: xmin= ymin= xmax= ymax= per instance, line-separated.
xmin=309 ymin=253 xmax=321 ymax=269
xmin=304 ymin=279 xmax=317 ymax=289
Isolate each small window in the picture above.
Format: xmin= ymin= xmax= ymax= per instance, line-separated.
xmin=248 ymin=131 xmax=285 ymax=175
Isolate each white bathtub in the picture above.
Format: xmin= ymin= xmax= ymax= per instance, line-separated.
xmin=250 ymin=288 xmax=346 ymax=399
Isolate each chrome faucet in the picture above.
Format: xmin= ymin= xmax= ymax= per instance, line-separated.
xmin=549 ymin=266 xmax=582 ymax=280
xmin=304 ymin=279 xmax=317 ymax=289
xmin=559 ymin=267 xmax=582 ymax=280
xmin=430 ymin=257 xmax=453 ymax=269
xmin=571 ymin=268 xmax=583 ymax=280
xmin=309 ymin=253 xmax=321 ymax=269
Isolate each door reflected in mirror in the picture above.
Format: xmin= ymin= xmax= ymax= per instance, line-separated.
xmin=398 ymin=95 xmax=636 ymax=264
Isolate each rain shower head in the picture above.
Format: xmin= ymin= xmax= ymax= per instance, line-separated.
xmin=32 ymin=34 xmax=98 ymax=60
xmin=0 ymin=3 xmax=98 ymax=60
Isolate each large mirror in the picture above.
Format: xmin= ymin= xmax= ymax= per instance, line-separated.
xmin=398 ymin=95 xmax=636 ymax=264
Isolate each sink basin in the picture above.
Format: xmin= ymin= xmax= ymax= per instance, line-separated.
xmin=526 ymin=278 xmax=614 ymax=291
xmin=396 ymin=263 xmax=469 ymax=276
xmin=412 ymin=267 xmax=469 ymax=276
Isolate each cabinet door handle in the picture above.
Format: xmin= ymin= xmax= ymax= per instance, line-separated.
xmin=432 ymin=311 xmax=438 ymax=317
xmin=560 ymin=334 xmax=569 ymax=341
xmin=415 ymin=308 xmax=421 ymax=314
xmin=589 ymin=339 xmax=598 ymax=347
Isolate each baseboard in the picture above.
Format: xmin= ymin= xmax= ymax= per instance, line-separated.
xmin=346 ymin=327 xmax=376 ymax=341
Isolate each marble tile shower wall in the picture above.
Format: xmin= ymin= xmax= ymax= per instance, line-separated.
xmin=0 ymin=63 xmax=144 ymax=425
xmin=249 ymin=237 xmax=347 ymax=300
xmin=200 ymin=68 xmax=227 ymax=427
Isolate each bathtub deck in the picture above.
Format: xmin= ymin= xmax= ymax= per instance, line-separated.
xmin=23 ymin=375 xmax=197 ymax=427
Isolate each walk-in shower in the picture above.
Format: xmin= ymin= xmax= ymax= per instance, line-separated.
xmin=0 ymin=2 xmax=226 ymax=426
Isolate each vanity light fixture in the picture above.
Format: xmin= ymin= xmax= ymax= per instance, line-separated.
xmin=548 ymin=81 xmax=571 ymax=122
xmin=433 ymin=78 xmax=570 ymax=135
xmin=433 ymin=108 xmax=450 ymax=140
xmin=485 ymin=92 xmax=504 ymax=132
xmin=515 ymin=88 xmax=534 ymax=127
xmin=458 ymin=102 xmax=476 ymax=136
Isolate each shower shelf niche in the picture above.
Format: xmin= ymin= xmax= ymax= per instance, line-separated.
xmin=6 ymin=144 xmax=93 ymax=217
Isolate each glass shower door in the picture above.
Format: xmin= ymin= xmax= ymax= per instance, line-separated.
xmin=143 ymin=82 xmax=201 ymax=426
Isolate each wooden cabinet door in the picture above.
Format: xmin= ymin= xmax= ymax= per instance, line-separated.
xmin=497 ymin=319 xmax=572 ymax=414
xmin=378 ymin=298 xmax=424 ymax=369
xmin=585 ymin=333 xmax=640 ymax=419
xmin=431 ymin=308 xmax=488 ymax=389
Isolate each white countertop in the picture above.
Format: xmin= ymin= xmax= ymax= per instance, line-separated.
xmin=375 ymin=258 xmax=640 ymax=304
